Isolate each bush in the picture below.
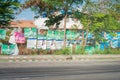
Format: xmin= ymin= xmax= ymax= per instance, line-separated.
xmin=75 ymin=48 xmax=86 ymax=55
xmin=54 ymin=47 xmax=71 ymax=55
xmin=93 ymin=48 xmax=120 ymax=54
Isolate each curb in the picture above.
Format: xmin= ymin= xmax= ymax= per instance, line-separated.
xmin=0 ymin=55 xmax=120 ymax=62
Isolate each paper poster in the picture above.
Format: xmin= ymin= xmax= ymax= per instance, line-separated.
xmin=66 ymin=30 xmax=76 ymax=40
xmin=111 ymin=39 xmax=118 ymax=48
xmin=47 ymin=30 xmax=54 ymax=40
xmin=38 ymin=34 xmax=47 ymax=40
xmin=0 ymin=29 xmax=6 ymax=39
xmin=54 ymin=30 xmax=64 ymax=40
xmin=41 ymin=40 xmax=47 ymax=50
xmin=15 ymin=32 xmax=25 ymax=43
xmin=24 ymin=28 xmax=37 ymax=38
xmin=46 ymin=40 xmax=52 ymax=49
xmin=117 ymin=32 xmax=120 ymax=39
xmin=50 ymin=40 xmax=56 ymax=50
xmin=37 ymin=40 xmax=43 ymax=49
xmin=38 ymin=29 xmax=47 ymax=39
xmin=1 ymin=44 xmax=16 ymax=55
xmin=55 ymin=40 xmax=64 ymax=49
xmin=27 ymin=38 xmax=36 ymax=49
xmin=12 ymin=44 xmax=19 ymax=55
xmin=9 ymin=35 xmax=16 ymax=44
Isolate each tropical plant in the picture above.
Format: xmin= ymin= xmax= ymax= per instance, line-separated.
xmin=0 ymin=0 xmax=20 ymax=27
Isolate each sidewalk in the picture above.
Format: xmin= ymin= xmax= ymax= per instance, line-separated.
xmin=0 ymin=55 xmax=120 ymax=62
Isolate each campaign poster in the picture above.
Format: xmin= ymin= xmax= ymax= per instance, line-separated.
xmin=38 ymin=29 xmax=47 ymax=39
xmin=9 ymin=35 xmax=16 ymax=44
xmin=1 ymin=44 xmax=15 ymax=55
xmin=55 ymin=40 xmax=64 ymax=49
xmin=14 ymin=32 xmax=25 ymax=43
xmin=47 ymin=30 xmax=54 ymax=40
xmin=0 ymin=29 xmax=6 ymax=40
xmin=27 ymin=38 xmax=36 ymax=49
xmin=50 ymin=40 xmax=56 ymax=50
xmin=37 ymin=40 xmax=43 ymax=49
xmin=24 ymin=28 xmax=37 ymax=38
xmin=46 ymin=40 xmax=52 ymax=50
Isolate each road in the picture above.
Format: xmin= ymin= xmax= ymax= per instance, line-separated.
xmin=0 ymin=61 xmax=120 ymax=80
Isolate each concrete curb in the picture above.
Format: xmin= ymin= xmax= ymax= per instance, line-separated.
xmin=0 ymin=55 xmax=120 ymax=62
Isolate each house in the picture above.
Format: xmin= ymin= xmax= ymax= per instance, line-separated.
xmin=10 ymin=20 xmax=36 ymax=28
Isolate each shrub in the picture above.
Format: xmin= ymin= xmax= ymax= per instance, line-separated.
xmin=93 ymin=48 xmax=120 ymax=54
xmin=54 ymin=47 xmax=71 ymax=55
xmin=75 ymin=48 xmax=86 ymax=55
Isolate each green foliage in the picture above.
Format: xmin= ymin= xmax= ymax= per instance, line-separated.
xmin=0 ymin=0 xmax=20 ymax=27
xmin=45 ymin=14 xmax=65 ymax=27
xmin=75 ymin=48 xmax=86 ymax=55
xmin=54 ymin=47 xmax=71 ymax=55
xmin=93 ymin=48 xmax=120 ymax=54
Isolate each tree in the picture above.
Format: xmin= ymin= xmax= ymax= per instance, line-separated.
xmin=22 ymin=0 xmax=53 ymax=18
xmin=0 ymin=0 xmax=20 ymax=27
xmin=23 ymin=0 xmax=84 ymax=47
xmin=74 ymin=0 xmax=120 ymax=47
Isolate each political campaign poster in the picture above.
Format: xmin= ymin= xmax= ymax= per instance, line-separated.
xmin=50 ymin=40 xmax=56 ymax=50
xmin=66 ymin=30 xmax=76 ymax=40
xmin=37 ymin=40 xmax=43 ymax=49
xmin=54 ymin=30 xmax=64 ymax=40
xmin=24 ymin=28 xmax=37 ymax=38
xmin=47 ymin=30 xmax=54 ymax=40
xmin=0 ymin=29 xmax=6 ymax=40
xmin=14 ymin=32 xmax=25 ymax=43
xmin=117 ymin=32 xmax=120 ymax=39
xmin=111 ymin=39 xmax=118 ymax=48
xmin=54 ymin=30 xmax=59 ymax=40
xmin=27 ymin=38 xmax=36 ymax=49
xmin=9 ymin=35 xmax=16 ymax=44
xmin=1 ymin=44 xmax=16 ymax=55
xmin=41 ymin=40 xmax=47 ymax=50
xmin=55 ymin=40 xmax=64 ymax=49
xmin=38 ymin=29 xmax=47 ymax=39
xmin=46 ymin=40 xmax=52 ymax=50
xmin=11 ymin=44 xmax=19 ymax=55
xmin=59 ymin=31 xmax=64 ymax=40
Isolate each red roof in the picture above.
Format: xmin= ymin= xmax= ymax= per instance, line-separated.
xmin=10 ymin=20 xmax=36 ymax=28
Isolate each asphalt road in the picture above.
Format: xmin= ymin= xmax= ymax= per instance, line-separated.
xmin=0 ymin=61 xmax=120 ymax=80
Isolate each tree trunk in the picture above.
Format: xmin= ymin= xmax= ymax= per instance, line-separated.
xmin=63 ymin=14 xmax=67 ymax=47
xmin=81 ymin=30 xmax=85 ymax=48
xmin=84 ymin=29 xmax=89 ymax=46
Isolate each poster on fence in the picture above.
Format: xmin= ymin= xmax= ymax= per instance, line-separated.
xmin=24 ymin=28 xmax=37 ymax=38
xmin=55 ymin=40 xmax=64 ymax=49
xmin=47 ymin=30 xmax=54 ymax=40
xmin=46 ymin=40 xmax=52 ymax=49
xmin=50 ymin=40 xmax=56 ymax=50
xmin=37 ymin=40 xmax=43 ymax=49
xmin=54 ymin=30 xmax=64 ymax=40
xmin=111 ymin=39 xmax=118 ymax=48
xmin=9 ymin=35 xmax=16 ymax=44
xmin=27 ymin=38 xmax=36 ymax=49
xmin=14 ymin=32 xmax=25 ymax=43
xmin=0 ymin=29 xmax=6 ymax=39
xmin=66 ymin=30 xmax=76 ymax=40
xmin=1 ymin=44 xmax=16 ymax=55
xmin=41 ymin=40 xmax=47 ymax=50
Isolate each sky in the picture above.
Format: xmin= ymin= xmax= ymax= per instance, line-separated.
xmin=15 ymin=8 xmax=34 ymax=20
xmin=15 ymin=0 xmax=34 ymax=20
